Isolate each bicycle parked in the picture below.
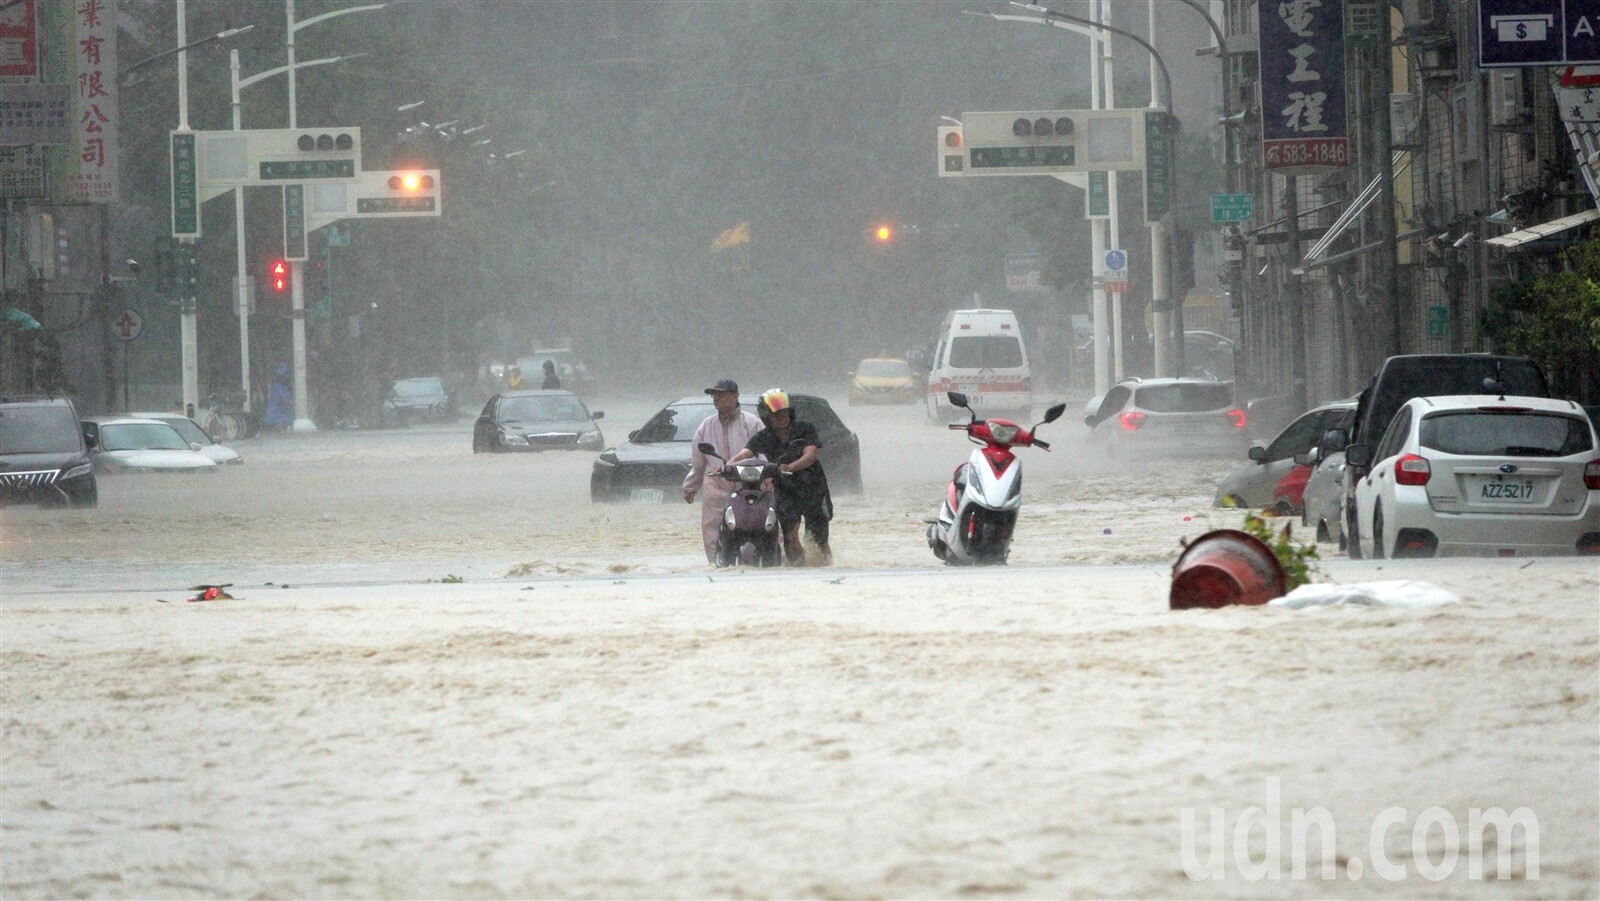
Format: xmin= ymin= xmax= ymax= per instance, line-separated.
xmin=197 ymin=390 xmax=260 ymax=442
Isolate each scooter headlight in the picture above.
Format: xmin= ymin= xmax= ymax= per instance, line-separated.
xmin=988 ymin=423 xmax=1019 ymax=444
xmin=765 ymin=509 xmax=778 ymax=530
xmin=724 ymin=507 xmax=736 ymax=528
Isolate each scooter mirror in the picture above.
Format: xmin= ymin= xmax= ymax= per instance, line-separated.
xmin=1040 ymin=403 xmax=1066 ymax=424
xmin=947 ymin=391 xmax=969 ymax=408
xmin=697 ymin=441 xmax=718 ymax=457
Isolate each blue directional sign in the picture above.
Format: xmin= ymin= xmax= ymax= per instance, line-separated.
xmin=1479 ymin=0 xmax=1600 ymax=67
xmin=1104 ymin=249 xmax=1127 ymax=273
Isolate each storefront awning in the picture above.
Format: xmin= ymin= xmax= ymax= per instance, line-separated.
xmin=1485 ymin=207 xmax=1600 ymax=249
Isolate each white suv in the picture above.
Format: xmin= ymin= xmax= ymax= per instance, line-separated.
xmin=1347 ymin=395 xmax=1600 ymax=558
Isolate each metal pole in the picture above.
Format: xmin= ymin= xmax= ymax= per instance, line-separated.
xmin=290 ymin=256 xmax=315 ymax=430
xmin=176 ymin=0 xmax=198 ymax=417
xmin=1090 ymin=0 xmax=1110 ymax=398
xmin=286 ymin=0 xmax=298 ymax=130
xmin=231 ymin=50 xmax=253 ymax=413
xmin=1102 ymin=2 xmax=1123 ymax=383
xmin=1148 ymin=0 xmax=1172 ymax=377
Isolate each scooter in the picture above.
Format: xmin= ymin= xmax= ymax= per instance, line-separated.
xmin=927 ymin=391 xmax=1066 ymax=565
xmin=697 ymin=442 xmax=785 ymax=567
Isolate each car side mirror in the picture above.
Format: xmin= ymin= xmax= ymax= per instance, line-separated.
xmin=1248 ymin=445 xmax=1268 ymax=463
xmin=628 ymin=430 xmax=640 ymax=441
xmin=1292 ymin=451 xmax=1312 ymax=466
xmin=1344 ymin=443 xmax=1373 ymax=468
xmin=591 ymin=411 xmax=604 ymax=421
xmin=1083 ymin=414 xmax=1099 ymax=428
xmin=190 ymin=441 xmax=204 ymax=451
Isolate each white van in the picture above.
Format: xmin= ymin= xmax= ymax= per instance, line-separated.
xmin=925 ymin=309 xmax=1033 ymax=421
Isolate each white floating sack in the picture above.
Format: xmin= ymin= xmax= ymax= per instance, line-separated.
xmin=1270 ymin=580 xmax=1461 ymax=609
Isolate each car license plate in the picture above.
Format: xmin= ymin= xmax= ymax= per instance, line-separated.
xmin=629 ymin=488 xmax=665 ymax=503
xmin=1479 ymin=479 xmax=1535 ymax=501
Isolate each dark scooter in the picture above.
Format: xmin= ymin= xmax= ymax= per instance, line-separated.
xmin=697 ymin=442 xmax=786 ymax=567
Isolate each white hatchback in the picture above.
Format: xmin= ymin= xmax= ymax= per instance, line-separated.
xmin=1347 ymin=396 xmax=1600 ymax=558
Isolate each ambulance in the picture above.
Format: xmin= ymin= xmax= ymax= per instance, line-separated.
xmin=924 ymin=309 xmax=1033 ymax=421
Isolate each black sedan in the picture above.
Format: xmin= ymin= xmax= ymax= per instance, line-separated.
xmin=473 ymin=390 xmax=605 ymax=453
xmin=591 ymin=393 xmax=862 ymax=502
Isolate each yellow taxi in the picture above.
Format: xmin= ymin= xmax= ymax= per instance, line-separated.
xmin=848 ymin=357 xmax=919 ymax=405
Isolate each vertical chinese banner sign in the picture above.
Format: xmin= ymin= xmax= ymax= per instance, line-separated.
xmin=48 ymin=0 xmax=116 ymax=202
xmin=1258 ymin=0 xmax=1349 ymax=174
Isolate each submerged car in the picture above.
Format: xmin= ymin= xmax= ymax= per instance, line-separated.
xmin=591 ymin=393 xmax=862 ymax=502
xmin=1347 ymin=396 xmax=1600 ymax=558
xmin=382 ymin=376 xmax=455 ymax=423
xmin=848 ymin=357 xmax=918 ymax=405
xmin=1083 ymin=377 xmax=1249 ymax=457
xmin=1215 ymin=399 xmax=1356 ymax=511
xmin=472 ymin=390 xmax=604 ymax=452
xmin=0 ymin=395 xmax=98 ymax=508
xmin=129 ymin=412 xmax=243 ymax=465
xmin=82 ymin=417 xmax=218 ymax=474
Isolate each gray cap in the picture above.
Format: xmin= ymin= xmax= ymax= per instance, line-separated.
xmin=704 ymin=379 xmax=738 ymax=395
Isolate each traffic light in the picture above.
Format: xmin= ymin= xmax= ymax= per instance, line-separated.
xmin=387 ymin=172 xmax=435 ymax=192
xmin=873 ymin=223 xmax=895 ymax=243
xmin=295 ymin=132 xmax=355 ymax=152
xmin=268 ymin=258 xmax=289 ymax=293
xmin=356 ymin=169 xmax=441 ymax=215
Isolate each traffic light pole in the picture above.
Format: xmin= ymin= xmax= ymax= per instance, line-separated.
xmin=290 ymin=261 xmax=314 ymax=430
xmin=230 ymin=49 xmax=252 ymax=414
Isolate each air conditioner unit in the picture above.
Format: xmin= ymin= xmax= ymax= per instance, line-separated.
xmin=1400 ymin=0 xmax=1436 ymax=26
xmin=1229 ymin=78 xmax=1255 ymax=114
xmin=1489 ymin=69 xmax=1526 ymax=126
xmin=1390 ymin=93 xmax=1421 ymax=146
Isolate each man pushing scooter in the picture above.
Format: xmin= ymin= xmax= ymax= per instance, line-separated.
xmin=729 ymin=389 xmax=833 ymax=566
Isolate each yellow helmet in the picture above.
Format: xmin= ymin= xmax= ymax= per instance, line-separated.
xmin=758 ymin=388 xmax=791 ymax=421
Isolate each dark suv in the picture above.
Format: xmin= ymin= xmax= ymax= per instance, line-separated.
xmin=0 ymin=396 xmax=98 ymax=508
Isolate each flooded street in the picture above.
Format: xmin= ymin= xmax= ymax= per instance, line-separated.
xmin=3 ymin=394 xmax=1596 ymax=897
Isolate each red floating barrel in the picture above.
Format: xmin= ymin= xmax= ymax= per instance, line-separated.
xmin=1170 ymin=529 xmax=1287 ymax=610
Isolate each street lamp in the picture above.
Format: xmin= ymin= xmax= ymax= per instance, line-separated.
xmin=118 ymin=25 xmax=255 ymax=85
xmin=963 ymin=2 xmax=1122 ymax=392
xmin=1004 ymin=1 xmax=1184 ymax=379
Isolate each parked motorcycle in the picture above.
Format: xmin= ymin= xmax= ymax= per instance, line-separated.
xmin=697 ymin=442 xmax=785 ymax=567
xmin=927 ymin=391 xmax=1066 ymax=565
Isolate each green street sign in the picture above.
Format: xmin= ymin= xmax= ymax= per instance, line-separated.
xmin=259 ymin=159 xmax=356 ymax=181
xmin=1143 ymin=111 xmax=1171 ymax=222
xmin=1211 ymin=193 xmax=1254 ymax=222
xmin=284 ymin=184 xmax=307 ymax=260
xmin=969 ymin=146 xmax=1076 ymax=170
xmin=1088 ymin=171 xmax=1110 ymax=218
xmin=356 ymin=196 xmax=436 ymax=214
xmin=170 ymin=131 xmax=199 ymax=237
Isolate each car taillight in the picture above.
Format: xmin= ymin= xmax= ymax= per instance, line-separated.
xmin=1394 ymin=453 xmax=1431 ymax=486
xmin=1225 ymin=408 xmax=1247 ymax=429
xmin=1119 ymin=411 xmax=1146 ymax=431
xmin=1585 ymin=459 xmax=1600 ymax=490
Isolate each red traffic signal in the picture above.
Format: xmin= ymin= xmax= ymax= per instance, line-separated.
xmin=269 ymin=259 xmax=289 ymax=293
